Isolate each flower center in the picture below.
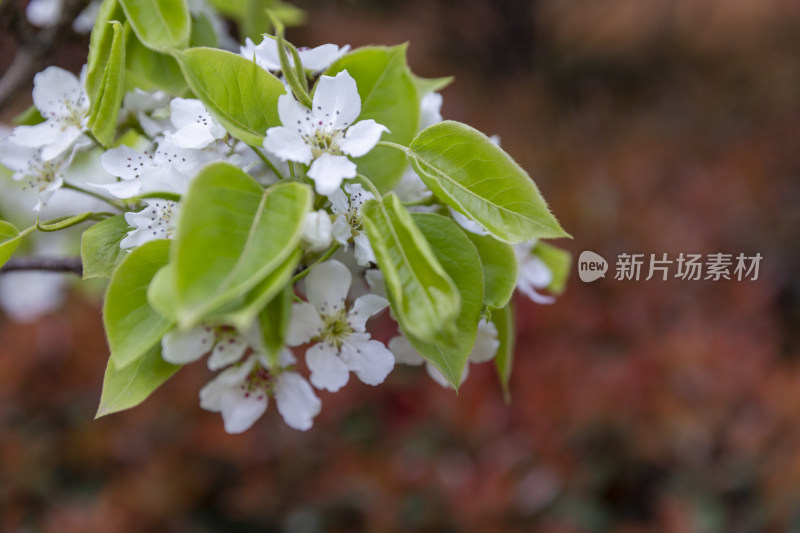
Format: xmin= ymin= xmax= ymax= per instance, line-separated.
xmin=308 ymin=129 xmax=344 ymax=159
xmin=22 ymin=155 xmax=60 ymax=192
xmin=316 ymin=308 xmax=353 ymax=349
xmin=241 ymin=364 xmax=274 ymax=401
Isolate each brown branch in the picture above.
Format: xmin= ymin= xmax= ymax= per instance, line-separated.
xmin=0 ymin=256 xmax=83 ymax=276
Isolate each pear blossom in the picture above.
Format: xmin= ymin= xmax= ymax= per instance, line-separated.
xmin=72 ymin=0 xmax=101 ymax=33
xmin=240 ymin=36 xmax=349 ymax=73
xmin=420 ymin=91 xmax=443 ymax=130
xmin=120 ymin=199 xmax=181 ymax=249
xmin=329 ymin=183 xmax=375 ymax=266
xmin=121 ymin=89 xmax=172 ymax=138
xmin=8 ymin=66 xmax=89 ymax=161
xmin=200 ymin=349 xmax=321 ymax=433
xmin=287 ymin=259 xmax=394 ymax=392
xmin=162 ymin=323 xmax=254 ymax=369
xmin=301 ymin=210 xmax=333 ymax=252
xmin=0 ymin=143 xmax=73 ymax=211
xmin=26 ymin=0 xmax=62 ymax=27
xmin=164 ymin=98 xmax=227 ymax=149
xmin=389 ymin=318 xmax=499 ymax=388
xmin=263 ymin=70 xmax=389 ymax=195
xmin=515 ymin=240 xmax=555 ymax=304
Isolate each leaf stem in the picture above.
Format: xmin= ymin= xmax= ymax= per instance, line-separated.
xmin=291 ymin=244 xmax=340 ymax=283
xmin=402 ymin=196 xmax=437 ymax=207
xmin=377 ymin=140 xmax=410 ymax=153
xmin=252 ymin=146 xmax=286 ymax=180
xmin=355 ymin=174 xmax=382 ymax=199
xmin=129 ymin=191 xmax=182 ymax=202
xmin=63 ymin=182 xmax=124 ymax=210
xmin=36 ymin=211 xmax=113 ymax=232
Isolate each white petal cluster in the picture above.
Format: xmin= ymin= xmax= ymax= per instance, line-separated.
xmin=515 ymin=240 xmax=556 ymax=304
xmin=330 ymin=183 xmax=375 ymax=266
xmin=263 ymin=71 xmax=389 ymax=195
xmin=287 ymin=260 xmax=394 ymax=392
xmin=240 ymin=36 xmax=350 ymax=74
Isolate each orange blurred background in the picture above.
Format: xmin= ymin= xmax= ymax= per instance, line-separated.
xmin=2 ymin=0 xmax=800 ymax=531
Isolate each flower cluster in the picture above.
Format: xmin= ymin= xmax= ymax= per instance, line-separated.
xmin=0 ymin=18 xmax=569 ymax=435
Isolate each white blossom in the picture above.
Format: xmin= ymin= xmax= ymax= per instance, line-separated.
xmin=121 ymin=89 xmax=172 ymax=138
xmin=26 ymin=0 xmax=62 ymax=27
xmin=301 ymin=210 xmax=333 ymax=252
xmin=263 ymin=70 xmax=389 ymax=195
xmin=120 ymin=199 xmax=181 ymax=249
xmin=329 ymin=183 xmax=375 ymax=266
xmin=389 ymin=318 xmax=499 ymax=388
xmin=8 ymin=66 xmax=89 ymax=161
xmin=199 ymin=349 xmax=321 ymax=433
xmin=0 ymin=143 xmax=74 ymax=211
xmin=164 ymin=98 xmax=226 ymax=149
xmin=515 ymin=240 xmax=555 ymax=304
xmin=240 ymin=37 xmax=349 ymax=73
xmin=287 ymin=259 xmax=393 ymax=392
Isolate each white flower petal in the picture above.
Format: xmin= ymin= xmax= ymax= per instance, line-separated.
xmin=286 ymin=302 xmax=323 ymax=346
xmin=263 ymin=126 xmax=312 ymax=164
xmin=340 ymin=334 xmax=394 ymax=386
xmin=331 ymin=216 xmax=351 ymax=246
xmin=219 ymin=387 xmax=268 ymax=434
xmin=0 ymin=141 xmax=37 ymax=171
xmin=298 ymin=43 xmax=350 ymax=71
xmin=312 ymin=71 xmax=360 ymax=130
xmin=274 ymin=372 xmax=321 ymax=431
xmin=517 ymin=282 xmax=556 ymax=305
xmin=348 ymin=294 xmax=388 ymax=332
xmin=162 ymin=326 xmax=214 ymax=364
xmin=301 ymin=210 xmax=332 ymax=252
xmin=277 ymin=92 xmax=314 ymax=136
xmin=419 ymin=91 xmax=443 ymax=130
xmin=518 ymin=254 xmax=553 ymax=288
xmin=252 ymin=37 xmax=282 ymax=71
xmin=100 ymin=144 xmax=144 ymax=181
xmin=343 ymin=183 xmax=374 ymax=210
xmin=339 ymin=119 xmax=389 ymax=158
xmin=41 ymin=127 xmax=83 ymax=161
xmin=306 ymin=342 xmax=350 ymax=392
xmin=32 ymin=66 xmax=83 ymax=117
xmin=92 ymin=179 xmax=143 ymax=199
xmin=450 ymin=208 xmax=489 ymax=235
xmin=307 ymin=153 xmax=355 ymax=195
xmin=169 ymin=98 xmax=207 ymax=130
xmin=353 ymin=233 xmax=375 ymax=266
xmin=328 ymin=186 xmax=349 ymax=215
xmin=26 ymin=0 xmax=63 ymax=27
xmin=468 ymin=319 xmax=499 ymax=364
xmin=364 ymin=269 xmax=386 ymax=298
xmin=8 ymin=122 xmax=59 ymax=149
xmin=305 ymin=259 xmax=351 ymax=314
xmin=208 ymin=332 xmax=249 ymax=370
xmin=387 ymin=335 xmax=425 ymax=366
xmin=166 ymin=122 xmax=215 ymax=149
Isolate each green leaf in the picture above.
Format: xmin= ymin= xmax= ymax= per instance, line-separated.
xmin=492 ymin=303 xmax=516 ymax=402
xmin=12 ymin=105 xmax=44 ymax=126
xmin=327 ymin=45 xmax=419 ymax=192
xmin=239 ymin=0 xmax=305 ymax=41
xmin=118 ymin=0 xmax=190 ymax=52
xmin=147 ymin=263 xmax=177 ymax=322
xmin=534 ymin=241 xmax=571 ymax=295
xmin=407 ymin=120 xmax=570 ymax=243
xmin=205 ymin=247 xmax=300 ymax=331
xmin=206 ymin=0 xmax=245 ymax=18
xmin=258 ymin=284 xmax=292 ymax=368
xmin=96 ymin=344 xmax=179 ymax=418
xmin=361 ymin=193 xmax=460 ymax=346
xmin=465 ymin=232 xmax=517 ymax=310
xmin=103 ymin=239 xmax=173 ymax=370
xmin=413 ymin=73 xmax=453 ymax=96
xmin=88 ymin=20 xmax=126 ymax=147
xmin=405 ymin=213 xmax=484 ymax=389
xmin=189 ymin=11 xmax=218 ymax=48
xmin=80 ymin=215 xmax=131 ymax=279
xmin=0 ymin=222 xmax=34 ymax=269
xmin=173 ymin=163 xmax=310 ymax=327
xmin=174 ymin=48 xmax=286 ymax=146
xmin=86 ymin=0 xmax=126 ymax=106
xmin=125 ymin=31 xmax=187 ymax=95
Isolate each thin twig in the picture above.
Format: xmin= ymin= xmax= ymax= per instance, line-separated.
xmin=1 ymin=256 xmax=83 ymax=275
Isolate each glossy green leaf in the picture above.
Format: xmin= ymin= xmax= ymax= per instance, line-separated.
xmin=80 ymin=215 xmax=131 ymax=279
xmin=103 ymin=239 xmax=173 ymax=370
xmin=86 ymin=0 xmax=126 ymax=105
xmin=173 ymin=163 xmax=310 ymax=327
xmin=175 ymin=48 xmax=286 ymax=146
xmin=88 ymin=21 xmax=126 ymax=147
xmin=466 ymin=232 xmax=517 ymax=310
xmin=239 ymin=0 xmax=305 ymax=41
xmin=258 ymin=284 xmax=293 ymax=368
xmin=0 ymin=222 xmax=33 ymax=269
xmin=413 ymin=73 xmax=453 ymax=96
xmin=119 ymin=0 xmax=190 ymax=52
xmin=327 ymin=45 xmax=419 ymax=192
xmin=408 ymin=120 xmax=570 ymax=243
xmin=361 ymin=193 xmax=459 ymax=346
xmin=206 ymin=248 xmax=300 ymax=331
xmin=406 ymin=213 xmax=484 ymax=389
xmin=534 ymin=241 xmax=571 ymax=295
xmin=125 ymin=31 xmax=187 ymax=95
xmin=96 ymin=344 xmax=179 ymax=417
xmin=190 ymin=11 xmax=218 ymax=48
xmin=492 ymin=303 xmax=516 ymax=402
xmin=147 ymin=263 xmax=177 ymax=322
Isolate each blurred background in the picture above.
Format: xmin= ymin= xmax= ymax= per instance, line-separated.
xmin=2 ymin=0 xmax=800 ymax=531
